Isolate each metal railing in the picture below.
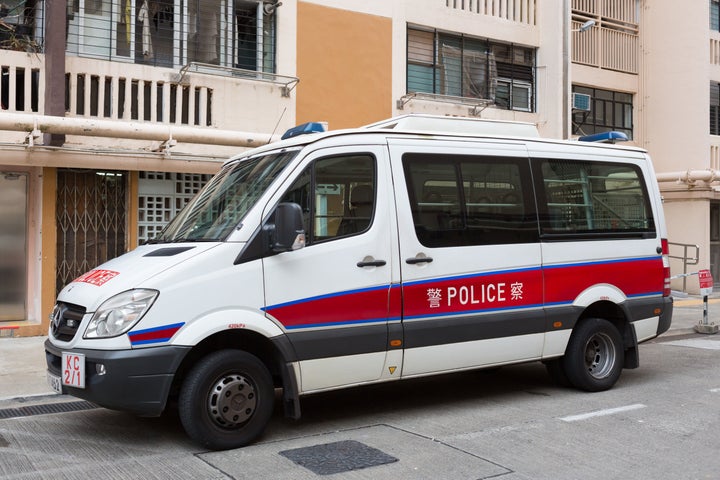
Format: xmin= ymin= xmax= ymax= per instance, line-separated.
xmin=668 ymin=242 xmax=700 ymax=292
xmin=571 ymin=21 xmax=639 ymax=74
xmin=446 ymin=0 xmax=537 ymax=25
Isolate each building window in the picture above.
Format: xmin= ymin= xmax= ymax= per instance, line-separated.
xmin=712 ymin=0 xmax=720 ymax=31
xmin=0 ymin=0 xmax=42 ymax=52
xmin=65 ymin=0 xmax=276 ymax=72
xmin=571 ymin=86 xmax=633 ymax=139
xmin=712 ymin=82 xmax=720 ymax=135
xmin=406 ymin=26 xmax=536 ymax=112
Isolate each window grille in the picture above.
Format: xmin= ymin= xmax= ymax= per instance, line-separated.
xmin=0 ymin=0 xmax=43 ymax=53
xmin=64 ymin=0 xmax=276 ymax=72
xmin=138 ymin=171 xmax=212 ymax=242
xmin=406 ymin=27 xmax=536 ymax=112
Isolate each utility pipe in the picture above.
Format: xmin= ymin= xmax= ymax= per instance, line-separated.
xmin=0 ymin=112 xmax=274 ymax=148
xmin=655 ymin=169 xmax=720 ymax=184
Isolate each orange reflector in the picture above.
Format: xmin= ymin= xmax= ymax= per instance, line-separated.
xmin=390 ymin=340 xmax=402 ymax=347
xmin=553 ymin=321 xmax=563 ymax=328
xmin=654 ymin=308 xmax=661 ymax=315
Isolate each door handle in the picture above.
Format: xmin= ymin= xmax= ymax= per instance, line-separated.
xmin=406 ymin=256 xmax=433 ymax=264
xmin=357 ymin=259 xmax=387 ymax=268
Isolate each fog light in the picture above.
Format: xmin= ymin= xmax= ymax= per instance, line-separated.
xmin=96 ymin=364 xmax=107 ymax=376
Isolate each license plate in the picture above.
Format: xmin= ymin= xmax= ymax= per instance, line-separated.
xmin=61 ymin=352 xmax=86 ymax=389
xmin=47 ymin=371 xmax=62 ymax=394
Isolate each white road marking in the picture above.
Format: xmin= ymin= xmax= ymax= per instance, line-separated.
xmin=560 ymin=403 xmax=647 ymax=422
xmin=710 ymin=388 xmax=720 ymax=393
xmin=661 ymin=338 xmax=720 ymax=350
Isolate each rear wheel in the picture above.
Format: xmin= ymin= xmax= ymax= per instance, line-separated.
xmin=562 ymin=318 xmax=624 ymax=392
xmin=178 ymin=350 xmax=274 ymax=450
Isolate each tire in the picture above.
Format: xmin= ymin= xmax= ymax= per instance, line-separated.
xmin=178 ymin=350 xmax=274 ymax=450
xmin=562 ymin=318 xmax=624 ymax=392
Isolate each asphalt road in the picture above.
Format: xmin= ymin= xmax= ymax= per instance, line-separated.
xmin=1 ymin=330 xmax=719 ymax=479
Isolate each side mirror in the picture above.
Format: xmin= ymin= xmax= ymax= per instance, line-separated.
xmin=271 ymin=202 xmax=306 ymax=252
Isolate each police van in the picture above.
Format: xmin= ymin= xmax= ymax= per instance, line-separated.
xmin=45 ymin=115 xmax=673 ymax=450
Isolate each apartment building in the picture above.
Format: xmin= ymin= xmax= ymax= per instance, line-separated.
xmin=0 ymin=0 xmax=712 ymax=337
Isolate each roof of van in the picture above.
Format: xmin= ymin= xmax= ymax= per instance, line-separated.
xmin=228 ymin=114 xmax=646 ymax=163
xmin=364 ymin=114 xmax=541 ymax=138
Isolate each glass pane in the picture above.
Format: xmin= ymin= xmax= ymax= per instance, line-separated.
xmin=408 ymin=64 xmax=435 ymax=93
xmin=0 ymin=174 xmax=27 ymax=321
xmin=408 ymin=28 xmax=434 ymax=64
xmin=512 ymin=84 xmax=530 ymax=110
xmin=540 ymin=160 xmax=653 ymax=234
xmin=317 ymin=155 xmax=375 ymax=240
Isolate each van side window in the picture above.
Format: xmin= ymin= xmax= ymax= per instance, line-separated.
xmin=403 ymin=153 xmax=538 ymax=247
xmin=536 ymin=159 xmax=655 ymax=237
xmin=281 ymin=154 xmax=376 ymax=244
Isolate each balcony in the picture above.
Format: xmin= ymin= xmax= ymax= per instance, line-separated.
xmin=445 ymin=0 xmax=537 ymax=25
xmin=0 ymin=2 xmax=296 ymax=151
xmin=571 ymin=0 xmax=639 ymax=74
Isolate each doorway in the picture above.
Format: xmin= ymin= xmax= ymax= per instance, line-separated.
xmin=0 ymin=173 xmax=28 ymax=321
xmin=56 ymin=169 xmax=127 ymax=294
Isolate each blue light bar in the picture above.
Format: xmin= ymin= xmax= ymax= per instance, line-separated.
xmin=578 ymin=131 xmax=629 ymax=143
xmin=281 ymin=122 xmax=327 ymax=140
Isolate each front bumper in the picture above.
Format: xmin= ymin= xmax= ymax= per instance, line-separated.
xmin=45 ymin=340 xmax=190 ymax=416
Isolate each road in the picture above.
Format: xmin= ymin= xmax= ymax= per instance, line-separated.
xmin=1 ymin=332 xmax=719 ymax=479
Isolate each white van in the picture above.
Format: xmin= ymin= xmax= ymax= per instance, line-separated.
xmin=45 ymin=115 xmax=673 ymax=450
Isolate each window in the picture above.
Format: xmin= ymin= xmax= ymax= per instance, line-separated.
xmin=536 ymin=159 xmax=655 ymax=237
xmin=572 ymin=86 xmax=633 ymax=139
xmin=281 ymin=155 xmax=376 ymax=244
xmin=403 ymin=153 xmax=538 ymax=247
xmin=712 ymin=0 xmax=720 ymax=31
xmin=65 ymin=0 xmax=276 ymax=72
xmin=407 ymin=27 xmax=536 ymax=112
xmin=712 ymin=82 xmax=720 ymax=135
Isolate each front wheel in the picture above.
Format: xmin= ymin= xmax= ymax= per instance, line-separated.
xmin=562 ymin=318 xmax=624 ymax=392
xmin=178 ymin=350 xmax=274 ymax=450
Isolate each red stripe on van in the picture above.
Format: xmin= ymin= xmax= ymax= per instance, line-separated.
xmin=543 ymin=257 xmax=663 ymax=304
xmin=266 ymin=287 xmax=391 ymax=328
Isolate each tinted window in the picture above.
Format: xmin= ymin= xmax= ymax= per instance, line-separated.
xmin=281 ymin=154 xmax=376 ymax=244
xmin=536 ymin=159 xmax=655 ymax=237
xmin=403 ymin=153 xmax=538 ymax=247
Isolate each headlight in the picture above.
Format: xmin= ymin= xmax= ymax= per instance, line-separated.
xmin=84 ymin=289 xmax=159 ymax=339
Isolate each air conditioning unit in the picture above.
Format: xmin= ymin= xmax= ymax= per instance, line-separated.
xmin=572 ymin=92 xmax=592 ymax=111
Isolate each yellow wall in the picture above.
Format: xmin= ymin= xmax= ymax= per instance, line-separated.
xmin=296 ymin=2 xmax=392 ymax=129
xmin=37 ymin=168 xmax=57 ymax=337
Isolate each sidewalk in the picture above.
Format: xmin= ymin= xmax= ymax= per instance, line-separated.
xmin=0 ymin=295 xmax=717 ymax=404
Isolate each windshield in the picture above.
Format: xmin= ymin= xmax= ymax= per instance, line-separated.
xmin=151 ymin=150 xmax=298 ymax=242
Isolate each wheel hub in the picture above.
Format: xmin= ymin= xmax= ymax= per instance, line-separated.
xmin=584 ymin=333 xmax=616 ymax=379
xmin=208 ymin=374 xmax=257 ymax=428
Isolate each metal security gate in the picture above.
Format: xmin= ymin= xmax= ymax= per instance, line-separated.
xmin=56 ymin=169 xmax=127 ymax=294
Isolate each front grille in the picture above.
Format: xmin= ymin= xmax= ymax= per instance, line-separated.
xmin=50 ymin=302 xmax=86 ymax=342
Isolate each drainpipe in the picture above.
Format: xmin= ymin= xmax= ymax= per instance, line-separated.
xmin=656 ymin=170 xmax=720 ymax=184
xmin=44 ymin=0 xmax=67 ymax=147
xmin=1 ymin=112 xmax=274 ymax=147
xmin=562 ymin=0 xmax=570 ymax=139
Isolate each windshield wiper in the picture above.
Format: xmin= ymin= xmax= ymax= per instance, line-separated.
xmin=170 ymin=237 xmax=220 ymax=243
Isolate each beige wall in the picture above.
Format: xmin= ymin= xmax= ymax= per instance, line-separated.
xmin=642 ymin=1 xmax=715 ymax=290
xmin=641 ymin=1 xmax=709 ymax=173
